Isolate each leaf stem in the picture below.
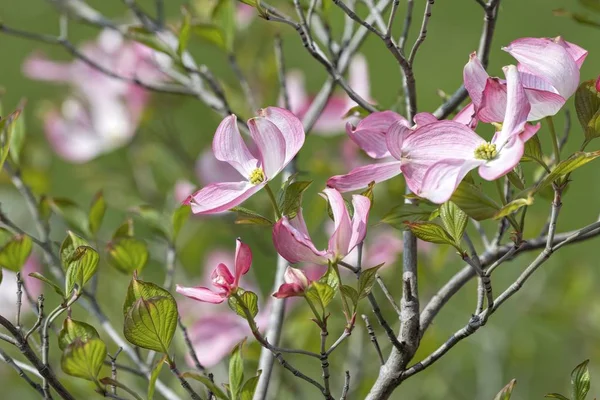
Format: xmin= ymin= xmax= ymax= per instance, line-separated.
xmin=264 ymin=184 xmax=282 ymax=220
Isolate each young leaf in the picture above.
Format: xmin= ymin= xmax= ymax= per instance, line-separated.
xmin=107 ymin=238 xmax=149 ymax=274
xmin=522 ymin=135 xmax=547 ymax=168
xmin=113 ymin=218 xmax=134 ymax=240
xmin=123 ymin=277 xmax=178 ymax=353
xmin=172 ymin=205 xmax=191 ymax=240
xmin=450 ymin=181 xmax=501 ymax=221
xmin=8 ymin=106 xmax=25 ymax=165
xmin=507 ymin=168 xmax=526 ymax=190
xmin=60 ymin=231 xmax=89 ymax=267
xmin=182 ymin=372 xmax=229 ymax=399
xmin=357 ymin=264 xmax=384 ymax=300
xmin=536 ymin=151 xmax=600 ymax=191
xmin=0 ymin=108 xmax=21 ymax=170
xmin=229 ymin=206 xmax=273 ymax=226
xmin=29 ymin=272 xmax=65 ymax=297
xmin=575 ymin=79 xmax=600 ymax=144
xmin=213 ymin=0 xmax=235 ymax=51
xmin=493 ymin=196 xmax=533 ymax=220
xmin=406 ymin=222 xmax=463 ymax=253
xmin=58 ymin=317 xmax=100 ymax=351
xmin=306 ymin=281 xmax=336 ymax=312
xmin=192 ymin=24 xmax=227 ymax=49
xmin=439 ymin=201 xmax=468 ymax=245
xmin=493 ymin=379 xmax=517 ymax=400
xmin=148 ymin=355 xmax=167 ymax=400
xmin=64 ymin=246 xmax=99 ymax=295
xmin=61 ymin=337 xmax=107 ymax=381
xmin=381 ymin=203 xmax=435 ymax=230
xmin=229 ymin=341 xmax=245 ymax=400
xmin=340 ymin=285 xmax=359 ymax=308
xmin=319 ymin=263 xmax=340 ymax=292
xmin=571 ymin=359 xmax=590 ymax=400
xmin=228 ymin=290 xmax=259 ymax=320
xmin=240 ymin=372 xmax=262 ymax=400
xmin=88 ymin=191 xmax=106 ymax=236
xmin=0 ymin=234 xmax=32 ymax=272
xmin=280 ymin=180 xmax=312 ymax=218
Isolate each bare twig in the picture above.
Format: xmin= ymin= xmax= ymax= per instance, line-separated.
xmin=398 ymin=0 xmax=414 ymax=51
xmin=361 ymin=315 xmax=385 ymax=365
xmin=376 ymin=275 xmax=402 ymax=317
xmin=178 ymin=317 xmax=205 ymax=372
xmin=0 ymin=348 xmax=44 ymax=396
xmin=169 ymin=361 xmax=203 ymax=400
xmin=320 ymin=326 xmax=331 ymax=397
xmin=16 ymin=272 xmax=23 ymax=330
xmin=108 ymin=348 xmax=123 ymax=395
xmin=340 ymin=371 xmax=351 ymax=400
xmin=407 ymin=0 xmax=434 ymax=65
xmin=25 ymin=295 xmax=45 ymax=341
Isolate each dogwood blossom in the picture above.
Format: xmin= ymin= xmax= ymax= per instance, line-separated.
xmin=272 ymin=267 xmax=312 ymax=298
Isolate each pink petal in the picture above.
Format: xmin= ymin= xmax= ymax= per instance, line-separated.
xmin=176 ymin=285 xmax=227 ymax=304
xmin=261 ymin=107 xmax=305 ymax=166
xmin=419 ymin=159 xmax=484 ymax=204
xmin=347 ymin=111 xmax=407 ymax=159
xmin=283 ymin=71 xmax=309 ymax=117
xmin=413 ymin=112 xmax=438 ymax=127
xmin=234 ymin=239 xmax=252 ymax=285
xmin=519 ymin=122 xmax=542 ymax=142
xmin=556 ymin=37 xmax=588 ymax=68
xmin=185 ymin=181 xmax=264 ymax=214
xmin=493 ymin=65 xmax=530 ymax=145
xmin=523 ymin=87 xmax=565 ymax=121
xmin=463 ymin=52 xmax=489 ymax=109
xmin=248 ymin=117 xmax=287 ymax=178
xmin=311 ymin=96 xmax=348 ymax=135
xmin=503 ymin=38 xmax=580 ymax=99
xmin=284 ymin=266 xmax=310 ymax=288
xmin=349 ymin=54 xmax=371 ymax=102
xmin=479 ymin=137 xmax=525 ymax=181
xmin=22 ymin=52 xmax=72 ymax=82
xmin=327 ymin=161 xmax=403 ymax=192
xmin=348 ymin=195 xmax=370 ymax=252
xmin=212 ymin=115 xmax=259 ymax=178
xmin=596 ymin=76 xmax=600 ymax=93
xmin=386 ymin=121 xmax=412 ymax=160
xmin=174 ymin=180 xmax=197 ymax=203
xmin=186 ymin=314 xmax=247 ymax=367
xmin=272 ymin=218 xmax=329 ymax=265
xmin=273 ymin=283 xmax=306 ymax=298
xmin=478 ymin=78 xmax=507 ymax=123
xmin=196 ymin=148 xmax=242 ymax=185
xmin=453 ymin=103 xmax=478 ymax=128
xmin=323 ymin=188 xmax=353 ymax=258
xmin=211 ymin=263 xmax=235 ymax=290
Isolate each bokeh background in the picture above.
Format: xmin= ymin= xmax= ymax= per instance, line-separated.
xmin=1 ymin=0 xmax=600 ymax=399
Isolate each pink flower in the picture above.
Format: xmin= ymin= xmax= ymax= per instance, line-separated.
xmin=184 ymin=107 xmax=305 ymax=214
xmin=283 ymin=55 xmax=371 ymax=135
xmin=465 ymin=37 xmax=587 ymax=123
xmin=273 ymin=188 xmax=370 ymax=265
xmin=176 ymin=239 xmax=252 ymax=304
xmin=409 ymin=65 xmax=540 ymax=203
xmin=273 ymin=267 xmax=312 ymax=299
xmin=0 ymin=256 xmax=42 ymax=315
xmin=23 ymin=30 xmax=164 ymax=163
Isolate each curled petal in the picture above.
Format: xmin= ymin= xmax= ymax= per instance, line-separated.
xmin=176 ymin=285 xmax=227 ymax=304
xmin=519 ymin=122 xmax=542 ymax=142
xmin=453 ymin=103 xmax=478 ymax=128
xmin=261 ymin=107 xmax=305 ymax=166
xmin=419 ymin=159 xmax=484 ymax=204
xmin=327 ymin=161 xmax=403 ymax=193
xmin=248 ymin=117 xmax=286 ymax=178
xmin=211 ymin=263 xmax=235 ymax=291
xmin=386 ymin=121 xmax=412 ymax=160
xmin=272 ymin=218 xmax=329 ymax=265
xmin=494 ymin=65 xmax=530 ymax=145
xmin=478 ymin=78 xmax=507 ymax=123
xmin=347 ymin=122 xmax=389 ymax=159
xmin=463 ymin=52 xmax=489 ymax=108
xmin=413 ymin=112 xmax=438 ymax=127
xmin=273 ymin=283 xmax=305 ymax=299
xmin=212 ymin=115 xmax=258 ymax=177
xmin=234 ymin=239 xmax=252 ymax=285
xmin=479 ymin=137 xmax=525 ymax=181
xmin=348 ymin=195 xmax=371 ymax=252
xmin=185 ymin=181 xmax=265 ymax=214
xmin=323 ymin=188 xmax=353 ymax=258
xmin=284 ymin=266 xmax=310 ymax=288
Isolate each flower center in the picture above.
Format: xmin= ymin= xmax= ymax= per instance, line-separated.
xmin=474 ymin=143 xmax=498 ymax=160
xmin=249 ymin=168 xmax=265 ymax=185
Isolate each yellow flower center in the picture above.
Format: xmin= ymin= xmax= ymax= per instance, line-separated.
xmin=249 ymin=168 xmax=265 ymax=185
xmin=474 ymin=143 xmax=498 ymax=160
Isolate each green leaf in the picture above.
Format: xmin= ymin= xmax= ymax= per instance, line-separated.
xmin=213 ymin=0 xmax=235 ymax=51
xmin=100 ymin=378 xmax=144 ymax=400
xmin=49 ymin=198 xmax=90 ymax=236
xmin=229 ymin=206 xmax=273 ymax=226
xmin=64 ymin=246 xmax=99 ymax=296
xmin=228 ymin=290 xmax=258 ymax=320
xmin=58 ymin=317 xmax=100 ymax=351
xmin=545 ymin=394 xmax=570 ymax=400
xmin=8 ymin=106 xmax=25 ymax=165
xmin=440 ymin=201 xmax=468 ymax=245
xmin=182 ymin=372 xmax=229 ymax=399
xmin=178 ymin=7 xmax=192 ymax=57
xmin=191 ymin=23 xmax=227 ymax=49
xmin=357 ymin=263 xmax=384 ymax=299
xmin=493 ymin=197 xmax=533 ymax=220
xmin=493 ymin=379 xmax=517 ymax=400
xmin=60 ymin=231 xmax=89 ymax=268
xmin=29 ymin=272 xmax=65 ymax=297
xmin=0 ymin=228 xmax=14 ymax=248
xmin=229 ymin=341 xmax=244 ymax=400
xmin=522 ymin=135 xmax=547 ymax=167
xmin=123 ymin=277 xmax=178 ymax=353
xmin=571 ymin=359 xmax=590 ymax=400
xmin=450 ymin=181 xmax=501 ymax=221
xmin=536 ymin=151 xmax=600 ymax=191
xmin=88 ymin=191 xmax=106 ymax=236
xmin=113 ymin=218 xmax=134 ymax=240
xmin=0 ymin=108 xmax=22 ymax=170
xmin=148 ymin=355 xmax=167 ymax=400
xmin=0 ymin=234 xmax=32 ymax=272
xmin=280 ymin=181 xmax=312 ymax=218
xmin=107 ymin=238 xmax=149 ymax=274
xmin=340 ymin=285 xmax=359 ymax=307
xmin=407 ymin=222 xmax=463 ymax=253
xmin=61 ymin=337 xmax=106 ymax=381
xmin=306 ymin=281 xmax=336 ymax=312
xmin=172 ymin=205 xmax=191 ymax=240
xmin=240 ymin=372 xmax=262 ymax=400
xmin=319 ymin=263 xmax=340 ymax=292
xmin=381 ymin=203 xmax=436 ymax=229
xmin=507 ymin=168 xmax=526 ymax=191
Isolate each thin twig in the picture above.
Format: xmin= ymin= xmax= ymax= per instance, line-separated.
xmin=178 ymin=317 xmax=205 ymax=372
xmin=407 ymin=0 xmax=434 ymax=65
xmin=326 ymin=331 xmax=350 ymax=356
xmin=25 ymin=295 xmax=45 ymax=341
xmin=320 ymin=326 xmax=331 ymax=397
xmin=108 ymin=348 xmax=123 ymax=395
xmin=398 ymin=0 xmax=414 ymax=51
xmin=169 ymin=361 xmax=202 ymax=400
xmin=16 ymin=272 xmax=23 ymax=330
xmin=0 ymin=348 xmax=44 ymax=396
xmin=361 ymin=315 xmax=385 ymax=365
xmin=375 ymin=275 xmax=402 ymax=317
xmin=340 ymin=371 xmax=351 ymax=400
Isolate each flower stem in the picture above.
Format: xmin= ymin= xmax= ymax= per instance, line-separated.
xmin=332 ymin=262 xmax=353 ymax=327
xmin=264 ymin=184 xmax=282 ymax=220
xmin=546 ymin=116 xmax=560 ymax=164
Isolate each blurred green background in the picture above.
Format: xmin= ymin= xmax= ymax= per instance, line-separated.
xmin=1 ymin=0 xmax=600 ymax=399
